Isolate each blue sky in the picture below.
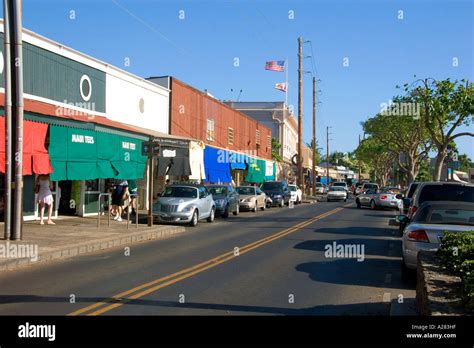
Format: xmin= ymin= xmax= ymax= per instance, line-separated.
xmin=10 ymin=0 xmax=474 ymax=157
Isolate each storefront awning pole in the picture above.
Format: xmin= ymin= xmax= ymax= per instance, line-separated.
xmin=3 ymin=0 xmax=12 ymax=240
xmin=147 ymin=152 xmax=154 ymax=227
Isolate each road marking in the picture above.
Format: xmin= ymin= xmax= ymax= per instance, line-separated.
xmin=69 ymin=206 xmax=343 ymax=316
xmin=382 ymin=292 xmax=391 ymax=303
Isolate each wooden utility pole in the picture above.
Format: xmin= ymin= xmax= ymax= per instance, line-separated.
xmin=326 ymin=126 xmax=331 ymax=186
xmin=297 ymin=37 xmax=303 ymax=188
xmin=312 ymin=76 xmax=316 ymax=196
xmin=358 ymin=134 xmax=361 ymax=182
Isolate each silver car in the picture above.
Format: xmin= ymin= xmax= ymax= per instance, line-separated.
xmin=153 ymin=184 xmax=216 ymax=226
xmin=356 ymin=189 xmax=401 ymax=210
xmin=327 ymin=186 xmax=347 ymax=202
xmin=400 ymin=201 xmax=474 ymax=273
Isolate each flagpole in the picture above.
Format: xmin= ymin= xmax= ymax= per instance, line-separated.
xmin=285 ymin=57 xmax=288 ymax=107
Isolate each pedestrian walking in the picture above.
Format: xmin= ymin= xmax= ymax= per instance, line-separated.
xmin=36 ymin=174 xmax=55 ymax=225
xmin=112 ymin=180 xmax=129 ymax=222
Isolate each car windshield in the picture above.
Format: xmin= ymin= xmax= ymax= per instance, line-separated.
xmin=209 ymin=187 xmax=227 ymax=195
xmin=237 ymin=187 xmax=255 ymax=195
xmin=333 ymin=183 xmax=346 ymax=187
xmin=316 ymin=183 xmax=323 ymax=187
xmin=289 ymin=186 xmax=297 ymax=191
xmin=330 ymin=187 xmax=345 ymax=191
xmin=415 ymin=207 xmax=474 ymax=226
xmin=364 ymin=184 xmax=378 ymax=189
xmin=261 ymin=182 xmax=282 ymax=191
xmin=162 ymin=187 xmax=197 ymax=198
xmin=419 ymin=185 xmax=474 ymax=204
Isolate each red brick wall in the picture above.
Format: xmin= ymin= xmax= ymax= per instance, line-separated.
xmin=170 ymin=78 xmax=272 ymax=159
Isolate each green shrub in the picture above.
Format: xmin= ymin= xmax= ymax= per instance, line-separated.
xmin=437 ymin=231 xmax=474 ymax=311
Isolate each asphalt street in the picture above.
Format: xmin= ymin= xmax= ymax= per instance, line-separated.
xmin=0 ymin=198 xmax=416 ymax=315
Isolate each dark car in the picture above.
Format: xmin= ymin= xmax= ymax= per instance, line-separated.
xmin=260 ymin=181 xmax=291 ymax=207
xmin=400 ymin=182 xmax=420 ymax=215
xmin=207 ymin=185 xmax=240 ymax=218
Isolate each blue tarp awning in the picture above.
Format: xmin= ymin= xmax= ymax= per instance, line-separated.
xmin=229 ymin=151 xmax=248 ymax=170
xmin=203 ymin=147 xmax=232 ymax=183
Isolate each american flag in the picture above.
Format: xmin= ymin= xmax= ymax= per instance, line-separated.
xmin=265 ymin=60 xmax=285 ymax=72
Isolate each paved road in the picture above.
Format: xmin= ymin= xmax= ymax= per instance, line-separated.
xmin=0 ymin=198 xmax=415 ymax=315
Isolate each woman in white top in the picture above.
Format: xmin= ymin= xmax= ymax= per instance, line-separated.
xmin=36 ymin=174 xmax=55 ymax=225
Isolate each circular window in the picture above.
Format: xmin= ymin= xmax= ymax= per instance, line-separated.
xmin=80 ymin=75 xmax=92 ymax=101
xmin=139 ymin=98 xmax=145 ymax=114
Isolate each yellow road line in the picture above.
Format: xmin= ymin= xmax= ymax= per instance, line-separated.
xmin=69 ymin=207 xmax=343 ymax=316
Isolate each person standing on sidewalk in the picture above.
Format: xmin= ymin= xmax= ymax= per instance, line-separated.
xmin=127 ymin=179 xmax=138 ymax=216
xmin=36 ymin=174 xmax=55 ymax=225
xmin=112 ymin=180 xmax=128 ymax=222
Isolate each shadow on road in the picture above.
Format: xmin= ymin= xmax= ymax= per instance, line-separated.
xmin=295 ymin=258 xmax=412 ymax=290
xmin=294 ymin=238 xmax=402 ymax=258
xmin=0 ymin=294 xmax=391 ymax=315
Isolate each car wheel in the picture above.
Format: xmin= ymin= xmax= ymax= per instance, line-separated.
xmin=233 ymin=204 xmax=239 ymax=216
xmin=222 ymin=205 xmax=230 ymax=218
xmin=207 ymin=207 xmax=215 ymax=222
xmin=189 ymin=210 xmax=198 ymax=227
xmin=356 ymin=199 xmax=361 ymax=208
xmin=252 ymin=204 xmax=257 ymax=212
xmin=261 ymin=202 xmax=265 ymax=211
xmin=370 ymin=200 xmax=377 ymax=210
xmin=344 ymin=198 xmax=347 ymax=202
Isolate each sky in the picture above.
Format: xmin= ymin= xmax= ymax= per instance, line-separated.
xmin=7 ymin=0 xmax=474 ymax=158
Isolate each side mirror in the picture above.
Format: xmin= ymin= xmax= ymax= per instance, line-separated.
xmin=395 ymin=193 xmax=403 ymax=200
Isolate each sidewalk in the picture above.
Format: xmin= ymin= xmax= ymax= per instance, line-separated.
xmin=0 ymin=214 xmax=186 ymax=272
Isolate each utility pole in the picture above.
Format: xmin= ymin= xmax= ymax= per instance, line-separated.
xmin=358 ymin=134 xmax=361 ymax=182
xmin=297 ymin=37 xmax=303 ymax=188
xmin=3 ymin=0 xmax=13 ymax=240
xmin=326 ymin=126 xmax=331 ymax=186
xmin=4 ymin=0 xmax=24 ymax=240
xmin=312 ymin=76 xmax=316 ymax=196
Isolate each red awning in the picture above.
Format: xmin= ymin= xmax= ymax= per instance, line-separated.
xmin=0 ymin=117 xmax=53 ymax=175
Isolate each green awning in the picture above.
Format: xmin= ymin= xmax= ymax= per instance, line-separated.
xmin=245 ymin=158 xmax=266 ymax=183
xmin=49 ymin=125 xmax=147 ymax=181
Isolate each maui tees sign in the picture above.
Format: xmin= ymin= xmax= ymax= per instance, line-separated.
xmin=72 ymin=134 xmax=95 ymax=144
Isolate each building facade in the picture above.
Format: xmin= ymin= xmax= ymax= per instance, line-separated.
xmin=223 ymin=101 xmax=298 ymax=182
xmin=148 ymin=77 xmax=276 ymax=186
xmin=0 ymin=21 xmax=171 ymax=220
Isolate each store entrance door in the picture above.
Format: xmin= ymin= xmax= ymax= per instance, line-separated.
xmin=58 ymin=180 xmax=80 ymax=216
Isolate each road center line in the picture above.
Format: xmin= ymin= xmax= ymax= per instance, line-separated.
xmin=69 ymin=206 xmax=343 ymax=316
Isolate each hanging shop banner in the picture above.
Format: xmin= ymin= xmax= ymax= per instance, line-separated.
xmin=203 ymin=146 xmax=232 ymax=183
xmin=265 ymin=161 xmax=276 ymax=181
xmin=155 ymin=137 xmax=191 ymax=177
xmin=189 ymin=141 xmax=206 ymax=181
xmin=48 ymin=125 xmax=147 ymax=181
xmin=245 ymin=158 xmax=266 ymax=183
xmin=0 ymin=117 xmax=53 ymax=175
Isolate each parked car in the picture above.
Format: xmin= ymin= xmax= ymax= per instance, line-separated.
xmin=354 ymin=183 xmax=364 ymax=195
xmin=327 ymin=186 xmax=347 ymax=202
xmin=399 ymin=182 xmax=420 ymax=215
xmin=315 ymin=182 xmax=325 ymax=195
xmin=236 ymin=186 xmax=266 ymax=212
xmin=288 ymin=184 xmax=303 ymax=204
xmin=400 ymin=201 xmax=474 ymax=276
xmin=332 ymin=182 xmax=349 ymax=192
xmin=260 ymin=181 xmax=291 ymax=207
xmin=400 ymin=181 xmax=474 ymax=233
xmin=207 ymin=184 xmax=240 ymax=218
xmin=356 ymin=188 xmax=401 ymax=210
xmin=153 ymin=184 xmax=216 ymax=226
xmin=361 ymin=182 xmax=379 ymax=193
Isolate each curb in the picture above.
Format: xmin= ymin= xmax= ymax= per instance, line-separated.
xmin=0 ymin=225 xmax=186 ymax=272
